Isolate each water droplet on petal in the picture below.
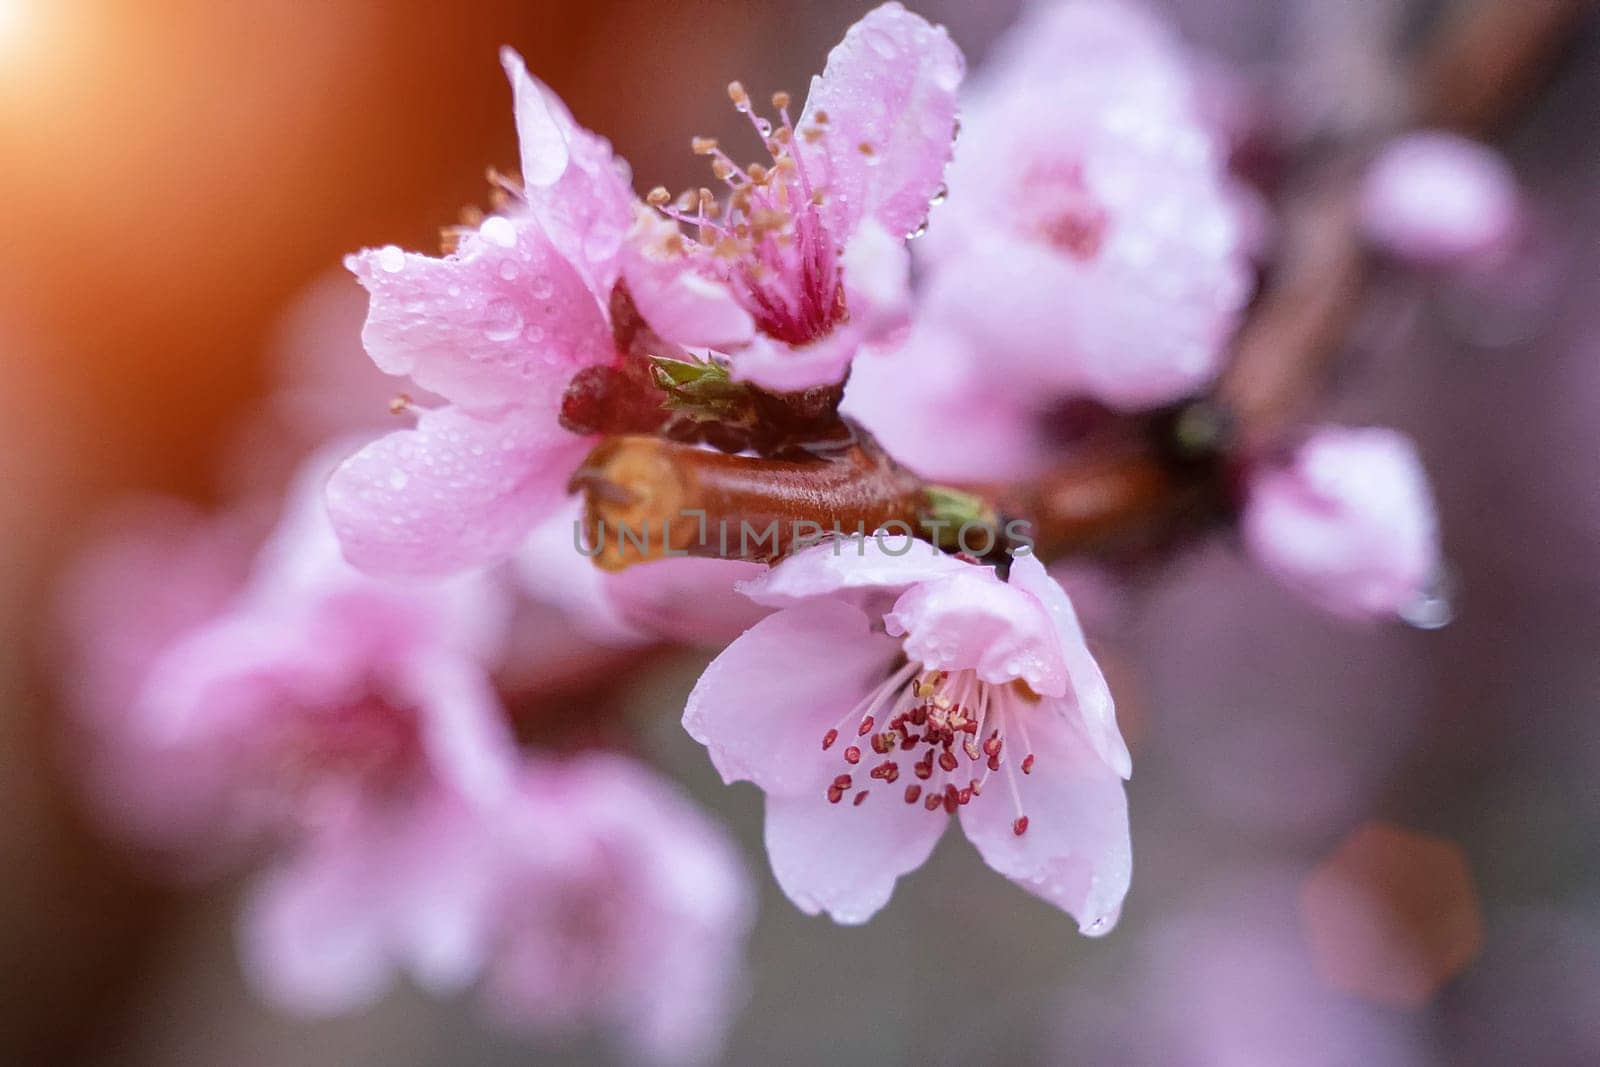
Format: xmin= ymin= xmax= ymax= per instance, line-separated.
xmin=480 ymin=215 xmax=518 ymax=248
xmin=498 ymin=260 xmax=520 ymax=281
xmin=864 ymin=27 xmax=898 ymax=59
xmin=483 ymin=298 xmax=524 ymax=342
xmin=930 ymin=183 xmax=948 ymax=206
xmin=376 ymin=245 xmax=405 ymax=273
xmin=531 ymin=276 xmax=555 ymax=300
xmin=1399 ymin=568 xmax=1456 ymax=630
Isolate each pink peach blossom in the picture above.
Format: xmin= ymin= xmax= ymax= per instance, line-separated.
xmin=625 ymin=2 xmax=963 ymax=392
xmin=911 ymin=0 xmax=1252 ymax=412
xmin=128 ymin=450 xmax=518 ymax=866
xmin=1361 ymin=131 xmax=1520 ymax=265
xmin=477 ymin=752 xmax=755 ymax=1065
xmin=685 ymin=538 xmax=1131 ymax=929
xmin=329 ymin=5 xmax=963 ymax=575
xmin=1242 ymin=427 xmax=1440 ymax=620
xmin=244 ymin=750 xmax=753 ymax=1065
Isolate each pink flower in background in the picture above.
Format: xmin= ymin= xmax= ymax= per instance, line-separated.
xmin=245 ymin=750 xmax=753 ymax=1065
xmin=628 ymin=2 xmax=963 ymax=391
xmin=1243 ymin=427 xmax=1440 ymax=620
xmin=479 ymin=753 xmax=754 ymax=1065
xmin=685 ymin=538 xmax=1131 ymax=929
xmin=908 ymin=0 xmax=1251 ymax=411
xmin=55 ymin=497 xmax=264 ymax=861
xmin=1361 ymin=131 xmax=1520 ymax=265
xmin=132 ymin=450 xmax=518 ymax=859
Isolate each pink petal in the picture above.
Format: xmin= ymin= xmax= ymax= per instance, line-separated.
xmin=738 ymin=534 xmax=969 ymax=610
xmin=726 ymin=326 xmax=864 ymax=392
xmin=240 ymin=832 xmax=397 ymax=1015
xmin=1361 ymin=131 xmax=1520 ymax=264
xmin=883 ymin=567 xmax=1069 ymax=697
xmin=763 ymin=785 xmax=947 ymax=924
xmin=798 ymin=2 xmax=964 ymax=241
xmin=683 ymin=599 xmax=900 ymax=796
xmin=843 ymin=323 xmax=1053 ymax=482
xmin=346 ymin=213 xmax=613 ymax=414
xmin=957 ymin=709 xmax=1131 ymax=934
xmin=621 ymin=213 xmax=755 ymax=349
xmin=501 ymin=48 xmax=637 ymax=294
xmin=1007 ymin=552 xmax=1131 ymax=778
xmin=838 ymin=219 xmax=911 ymax=339
xmin=600 ymin=556 xmax=771 ymax=647
xmin=325 ymin=405 xmax=591 ymax=576
xmin=395 ymin=652 xmax=518 ymax=805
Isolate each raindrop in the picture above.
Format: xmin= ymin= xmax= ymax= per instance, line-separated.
xmin=864 ymin=27 xmax=898 ymax=59
xmin=930 ymin=183 xmax=948 ymax=205
xmin=531 ymin=276 xmax=555 ymax=300
xmin=376 ymin=245 xmax=405 ymax=273
xmin=387 ymin=469 xmax=410 ymax=491
xmin=480 ymin=215 xmax=518 ymax=248
xmin=1399 ymin=568 xmax=1456 ymax=630
xmin=498 ymin=260 xmax=520 ymax=281
xmin=906 ymin=219 xmax=929 ymax=240
xmin=483 ymin=298 xmax=524 ymax=342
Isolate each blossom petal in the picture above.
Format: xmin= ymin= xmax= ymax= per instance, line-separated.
xmin=621 ymin=213 xmax=755 ymax=350
xmin=502 ymin=48 xmax=637 ymax=292
xmin=764 ymin=787 xmax=947 ymax=924
xmin=347 ymin=215 xmax=614 ymax=414
xmin=798 ymin=2 xmax=964 ymax=241
xmin=884 ymin=567 xmax=1069 ymax=697
xmin=601 ymin=556 xmax=771 ymax=647
xmin=1007 ymin=552 xmax=1131 ymax=778
xmin=683 ymin=599 xmax=900 ymax=796
xmin=240 ymin=834 xmax=397 ymax=1015
xmin=958 ymin=709 xmax=1131 ymax=934
xmin=326 ymin=405 xmax=591 ymax=576
xmin=738 ymin=535 xmax=969 ymax=610
xmin=395 ymin=652 xmax=518 ymax=805
xmin=726 ymin=327 xmax=864 ymax=392
xmin=839 ymin=218 xmax=911 ymax=338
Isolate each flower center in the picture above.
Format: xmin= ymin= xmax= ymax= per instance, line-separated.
xmin=1018 ymin=160 xmax=1106 ymax=261
xmin=265 ymin=693 xmax=425 ymax=816
xmin=644 ymin=83 xmax=845 ymax=346
xmin=821 ymin=662 xmax=1037 ymax=836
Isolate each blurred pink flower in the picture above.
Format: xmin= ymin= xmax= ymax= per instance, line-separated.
xmin=1242 ymin=427 xmax=1440 ymax=620
xmin=1361 ymin=131 xmax=1520 ymax=265
xmin=908 ymin=0 xmax=1251 ymax=411
xmin=126 ymin=450 xmax=518 ymax=861
xmin=245 ymin=750 xmax=752 ymax=1065
xmin=628 ymin=2 xmax=963 ymax=392
xmin=477 ymin=752 xmax=754 ymax=1065
xmin=685 ymin=538 xmax=1130 ymax=928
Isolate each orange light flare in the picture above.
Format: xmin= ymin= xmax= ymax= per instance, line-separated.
xmin=1298 ymin=821 xmax=1485 ymax=1009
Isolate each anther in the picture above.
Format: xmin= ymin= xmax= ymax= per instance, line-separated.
xmin=1013 ymin=816 xmax=1030 ymax=836
xmin=389 ymin=393 xmax=413 ymax=415
xmin=727 ymin=81 xmax=749 ymax=109
xmin=924 ymin=793 xmax=942 ymax=812
xmin=1022 ymin=754 xmax=1035 ymax=775
xmin=833 ymin=774 xmax=853 ymax=790
xmin=813 ymin=109 xmax=830 ymax=125
xmin=822 ymin=729 xmax=838 ymax=751
xmin=938 ymin=751 xmax=959 ymax=773
xmin=854 ymin=790 xmax=869 ymax=807
xmin=827 ymin=785 xmax=844 ymax=804
xmin=943 ymin=785 xmax=959 ymax=814
xmin=844 ymin=746 xmax=861 ymax=765
xmin=858 ymin=141 xmax=875 ymax=157
xmin=771 ymin=90 xmax=791 ymax=110
xmin=646 ymin=186 xmax=671 ymax=206
xmin=904 ymin=784 xmax=922 ymax=804
xmin=858 ymin=716 xmax=875 ymax=736
xmin=871 ymin=734 xmax=892 ymax=755
xmin=691 ymin=136 xmax=718 ymax=155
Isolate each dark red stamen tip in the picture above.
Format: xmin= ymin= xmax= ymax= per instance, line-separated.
xmin=853 ymin=790 xmax=869 ymax=807
xmin=904 ymin=784 xmax=922 ymax=804
xmin=822 ymin=728 xmax=838 ymax=750
xmin=844 ymin=746 xmax=861 ymax=765
xmin=1013 ymin=816 xmax=1029 ymax=836
xmin=1021 ymin=754 xmax=1035 ymax=774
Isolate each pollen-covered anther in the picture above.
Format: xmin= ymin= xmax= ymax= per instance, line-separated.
xmin=388 ymin=393 xmax=413 ymax=415
xmin=844 ymin=745 xmax=861 ymax=765
xmin=771 ymin=90 xmax=791 ymax=111
xmin=691 ymin=136 xmax=718 ymax=155
xmin=646 ymin=186 xmax=671 ymax=207
xmin=821 ymin=728 xmax=839 ymax=751
xmin=727 ymin=80 xmax=750 ymax=109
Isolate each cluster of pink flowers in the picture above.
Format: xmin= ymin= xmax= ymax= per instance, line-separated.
xmin=60 ymin=0 xmax=1487 ymax=1052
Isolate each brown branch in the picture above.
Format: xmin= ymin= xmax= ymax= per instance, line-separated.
xmin=570 ymin=0 xmax=1585 ymax=572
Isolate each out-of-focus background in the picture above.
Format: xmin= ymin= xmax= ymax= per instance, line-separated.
xmin=3 ymin=1 xmax=1597 ymax=1063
